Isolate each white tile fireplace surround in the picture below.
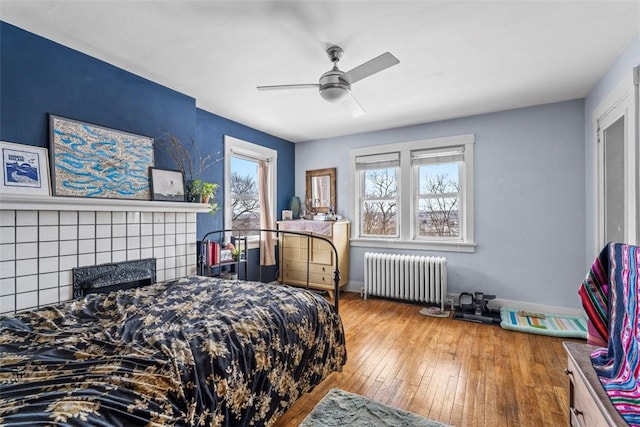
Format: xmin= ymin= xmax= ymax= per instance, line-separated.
xmin=0 ymin=195 xmax=208 ymax=314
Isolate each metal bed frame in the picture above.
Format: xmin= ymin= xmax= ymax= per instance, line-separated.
xmin=199 ymin=228 xmax=342 ymax=313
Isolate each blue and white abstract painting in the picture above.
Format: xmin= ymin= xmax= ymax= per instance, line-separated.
xmin=50 ymin=116 xmax=154 ymax=200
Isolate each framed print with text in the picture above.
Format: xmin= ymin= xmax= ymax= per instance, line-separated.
xmin=0 ymin=141 xmax=51 ymax=196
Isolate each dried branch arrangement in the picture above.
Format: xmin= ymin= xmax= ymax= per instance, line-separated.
xmin=155 ymin=131 xmax=223 ymax=182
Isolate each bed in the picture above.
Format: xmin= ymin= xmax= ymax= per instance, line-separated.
xmin=0 ymin=275 xmax=347 ymax=426
xmin=199 ymin=228 xmax=345 ymax=312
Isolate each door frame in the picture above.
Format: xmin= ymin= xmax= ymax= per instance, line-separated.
xmin=592 ymin=68 xmax=638 ymax=251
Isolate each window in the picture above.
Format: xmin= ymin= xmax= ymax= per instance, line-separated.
xmin=350 ymin=134 xmax=475 ymax=252
xmin=413 ymin=147 xmax=463 ymax=239
xmin=229 ymin=156 xmax=260 ymax=233
xmin=356 ymin=153 xmax=399 ymax=237
xmin=224 ymin=136 xmax=277 ymax=239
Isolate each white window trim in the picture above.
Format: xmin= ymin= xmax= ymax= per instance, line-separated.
xmin=591 ymin=68 xmax=638 ymax=254
xmin=224 ymin=135 xmax=277 ymax=249
xmin=350 ymin=134 xmax=476 ymax=253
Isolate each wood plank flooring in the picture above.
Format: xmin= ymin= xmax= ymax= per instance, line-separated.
xmin=274 ymin=292 xmax=582 ymax=427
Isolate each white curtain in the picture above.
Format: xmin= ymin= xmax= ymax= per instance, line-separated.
xmin=258 ymin=160 xmax=275 ymax=266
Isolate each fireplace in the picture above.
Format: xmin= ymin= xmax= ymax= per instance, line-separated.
xmin=73 ymin=258 xmax=156 ymax=297
xmin=0 ymin=195 xmax=207 ymax=314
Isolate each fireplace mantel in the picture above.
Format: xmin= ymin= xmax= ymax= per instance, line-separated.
xmin=0 ymin=194 xmax=210 ymax=213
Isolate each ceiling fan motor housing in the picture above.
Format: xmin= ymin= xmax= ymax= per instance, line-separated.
xmin=319 ymin=69 xmax=350 ymax=102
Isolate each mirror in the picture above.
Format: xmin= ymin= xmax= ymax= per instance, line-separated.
xmin=305 ymin=167 xmax=336 ymax=214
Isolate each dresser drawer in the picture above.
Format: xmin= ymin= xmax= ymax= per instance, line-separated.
xmin=282 ymin=269 xmax=334 ymax=286
xmin=309 ymin=249 xmax=332 ymax=265
xmin=279 ymin=243 xmax=333 ymax=265
xmin=281 ymin=259 xmax=334 ymax=274
xmin=564 ymin=342 xmax=627 ymax=427
xmin=567 ymin=355 xmax=610 ymax=427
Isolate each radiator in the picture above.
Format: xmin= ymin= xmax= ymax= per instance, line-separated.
xmin=364 ymin=252 xmax=447 ymax=310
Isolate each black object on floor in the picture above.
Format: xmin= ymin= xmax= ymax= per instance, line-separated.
xmin=453 ymin=307 xmax=502 ymax=325
xmin=453 ymin=291 xmax=501 ymax=325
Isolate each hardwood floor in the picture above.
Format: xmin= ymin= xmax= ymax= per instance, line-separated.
xmin=274 ymin=292 xmax=582 ymax=427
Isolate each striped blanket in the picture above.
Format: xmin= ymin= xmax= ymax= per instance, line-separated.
xmin=578 ymin=243 xmax=640 ymax=426
xmin=499 ymin=308 xmax=587 ymax=338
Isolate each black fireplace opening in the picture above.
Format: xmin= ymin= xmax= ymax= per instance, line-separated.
xmin=73 ymin=258 xmax=156 ymax=298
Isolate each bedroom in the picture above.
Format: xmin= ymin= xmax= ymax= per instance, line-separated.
xmin=0 ymin=1 xmax=639 ymax=426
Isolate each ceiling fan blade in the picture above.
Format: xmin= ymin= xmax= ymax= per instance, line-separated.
xmin=257 ymin=84 xmax=319 ymax=91
xmin=343 ymin=52 xmax=400 ymax=84
xmin=342 ymin=92 xmax=365 ymax=117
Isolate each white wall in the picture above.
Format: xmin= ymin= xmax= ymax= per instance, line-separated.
xmin=296 ymin=100 xmax=586 ymax=310
xmin=584 ymin=34 xmax=640 ymax=264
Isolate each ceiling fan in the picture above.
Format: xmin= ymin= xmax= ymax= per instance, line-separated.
xmin=257 ymin=45 xmax=399 ymax=117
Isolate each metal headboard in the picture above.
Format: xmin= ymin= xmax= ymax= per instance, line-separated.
xmin=199 ymin=228 xmax=341 ymax=313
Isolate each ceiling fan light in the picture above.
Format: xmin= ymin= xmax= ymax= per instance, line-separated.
xmin=320 ymin=86 xmax=349 ymax=102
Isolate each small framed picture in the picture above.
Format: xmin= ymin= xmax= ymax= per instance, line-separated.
xmin=149 ymin=167 xmax=185 ymax=202
xmin=0 ymin=141 xmax=51 ymax=196
xmin=282 ymin=210 xmax=293 ymax=220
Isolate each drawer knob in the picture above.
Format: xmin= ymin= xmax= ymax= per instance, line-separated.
xmin=564 ymin=368 xmax=573 ymax=376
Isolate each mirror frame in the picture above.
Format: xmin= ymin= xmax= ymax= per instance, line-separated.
xmin=305 ymin=167 xmax=336 ymax=214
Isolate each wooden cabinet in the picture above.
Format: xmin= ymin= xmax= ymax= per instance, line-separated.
xmin=277 ymin=220 xmax=349 ymax=299
xmin=563 ymin=342 xmax=627 ymax=427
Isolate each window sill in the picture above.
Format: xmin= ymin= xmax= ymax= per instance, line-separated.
xmin=350 ymin=238 xmax=476 ymax=253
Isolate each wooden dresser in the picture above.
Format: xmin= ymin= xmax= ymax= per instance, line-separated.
xmin=563 ymin=342 xmax=628 ymax=427
xmin=276 ymin=220 xmax=350 ymax=299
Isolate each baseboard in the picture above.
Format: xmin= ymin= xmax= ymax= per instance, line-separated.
xmin=346 ymin=281 xmax=585 ymax=317
xmin=484 ymin=296 xmax=585 ymax=317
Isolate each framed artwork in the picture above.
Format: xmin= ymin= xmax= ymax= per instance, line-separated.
xmin=49 ymin=114 xmax=154 ymax=200
xmin=149 ymin=168 xmax=185 ymax=202
xmin=0 ymin=141 xmax=51 ymax=196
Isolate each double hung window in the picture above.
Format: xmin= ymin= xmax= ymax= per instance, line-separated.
xmin=413 ymin=147 xmax=463 ymax=239
xmin=356 ymin=153 xmax=400 ymax=237
xmin=224 ymin=136 xmax=277 ymax=240
xmin=350 ymin=134 xmax=475 ymax=252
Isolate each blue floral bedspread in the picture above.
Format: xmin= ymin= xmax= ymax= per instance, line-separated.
xmin=0 ymin=276 xmax=346 ymax=426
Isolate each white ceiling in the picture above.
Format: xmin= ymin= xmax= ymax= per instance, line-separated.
xmin=1 ymin=1 xmax=639 ymax=143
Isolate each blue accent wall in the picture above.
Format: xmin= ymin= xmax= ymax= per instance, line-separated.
xmin=0 ymin=21 xmax=295 ymax=245
xmin=195 ymin=109 xmax=295 ymax=236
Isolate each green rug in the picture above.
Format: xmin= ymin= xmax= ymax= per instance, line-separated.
xmin=500 ymin=307 xmax=587 ymax=338
xmin=299 ymin=388 xmax=451 ymax=427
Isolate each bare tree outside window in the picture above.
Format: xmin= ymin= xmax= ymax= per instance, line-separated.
xmin=361 ymin=168 xmax=398 ymax=236
xmin=230 ymin=169 xmax=260 ymax=235
xmin=417 ymin=165 xmax=460 ymax=237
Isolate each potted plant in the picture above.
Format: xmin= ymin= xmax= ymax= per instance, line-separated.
xmin=190 ymin=180 xmax=217 ymax=203
xmin=232 ymin=248 xmax=241 ymax=261
xmin=189 ymin=179 xmax=220 ymax=214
